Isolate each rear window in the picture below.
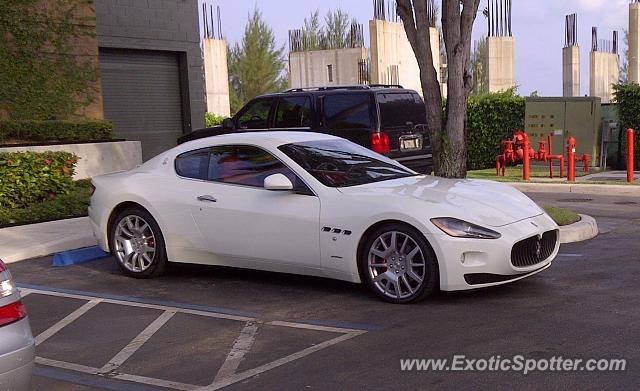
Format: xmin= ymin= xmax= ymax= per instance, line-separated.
xmin=323 ymin=93 xmax=373 ymax=130
xmin=378 ymin=93 xmax=426 ymax=128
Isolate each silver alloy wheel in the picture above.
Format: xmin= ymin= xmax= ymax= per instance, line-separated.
xmin=367 ymin=231 xmax=427 ymax=300
xmin=114 ymin=215 xmax=156 ymax=273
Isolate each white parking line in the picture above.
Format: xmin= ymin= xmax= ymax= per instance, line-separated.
xmin=203 ymin=330 xmax=366 ymax=391
xmin=35 ymin=299 xmax=101 ymax=346
xmin=213 ymin=321 xmax=258 ymax=383
xmin=99 ymin=310 xmax=176 ymax=374
xmin=28 ymin=288 xmax=368 ymax=391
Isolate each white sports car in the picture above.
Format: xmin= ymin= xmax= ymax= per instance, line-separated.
xmin=89 ymin=131 xmax=559 ymax=303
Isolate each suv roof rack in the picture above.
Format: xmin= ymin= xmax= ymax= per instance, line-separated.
xmin=368 ymin=84 xmax=404 ymax=89
xmin=284 ymin=84 xmax=404 ymax=93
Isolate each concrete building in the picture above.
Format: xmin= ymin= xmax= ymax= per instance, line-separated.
xmin=629 ymin=1 xmax=640 ymax=84
xmin=95 ymin=0 xmax=206 ymax=160
xmin=486 ymin=0 xmax=515 ymax=92
xmin=589 ymin=28 xmax=619 ymax=104
xmin=203 ymin=38 xmax=231 ymax=117
xmin=563 ymin=14 xmax=580 ymax=97
xmin=289 ymin=48 xmax=369 ymax=88
xmin=369 ymin=19 xmax=441 ymax=96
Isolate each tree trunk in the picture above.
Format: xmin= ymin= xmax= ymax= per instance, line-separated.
xmin=397 ymin=0 xmax=480 ymax=178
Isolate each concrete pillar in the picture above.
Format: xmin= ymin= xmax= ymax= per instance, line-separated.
xmin=487 ymin=36 xmax=516 ymax=92
xmin=203 ymin=38 xmax=230 ymax=117
xmin=562 ymin=46 xmax=580 ymax=97
xmin=288 ymin=48 xmax=369 ymax=88
xmin=590 ymin=51 xmax=619 ymax=103
xmin=369 ymin=20 xmax=440 ymax=96
xmin=629 ymin=3 xmax=640 ymax=83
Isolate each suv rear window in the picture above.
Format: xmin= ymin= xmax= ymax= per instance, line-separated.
xmin=323 ymin=94 xmax=372 ymax=130
xmin=378 ymin=93 xmax=426 ymax=128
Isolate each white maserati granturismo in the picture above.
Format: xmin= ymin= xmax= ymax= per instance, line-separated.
xmin=89 ymin=131 xmax=559 ymax=303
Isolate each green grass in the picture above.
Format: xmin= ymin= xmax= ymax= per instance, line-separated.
xmin=0 ymin=179 xmax=92 ymax=227
xmin=467 ymin=166 xmax=589 ymax=182
xmin=542 ymin=204 xmax=581 ymax=226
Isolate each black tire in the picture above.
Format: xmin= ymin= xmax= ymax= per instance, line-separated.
xmin=360 ymin=223 xmax=439 ymax=304
xmin=109 ymin=206 xmax=167 ymax=278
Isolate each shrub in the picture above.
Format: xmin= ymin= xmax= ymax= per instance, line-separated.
xmin=466 ymin=89 xmax=525 ymax=170
xmin=0 ymin=151 xmax=78 ymax=209
xmin=0 ymin=120 xmax=114 ymax=144
xmin=613 ymin=83 xmax=640 ymax=169
xmin=0 ymin=179 xmax=92 ymax=226
xmin=205 ymin=113 xmax=226 ymax=127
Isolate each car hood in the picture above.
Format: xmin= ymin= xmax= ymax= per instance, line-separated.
xmin=337 ymin=176 xmax=544 ymax=227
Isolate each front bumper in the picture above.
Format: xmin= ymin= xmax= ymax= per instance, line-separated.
xmin=432 ymin=213 xmax=560 ymax=291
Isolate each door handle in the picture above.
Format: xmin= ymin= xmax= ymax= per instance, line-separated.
xmin=197 ymin=195 xmax=217 ymax=203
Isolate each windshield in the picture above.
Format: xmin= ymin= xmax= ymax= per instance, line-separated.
xmin=278 ymin=139 xmax=416 ymax=187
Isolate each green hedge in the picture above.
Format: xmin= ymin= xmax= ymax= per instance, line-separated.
xmin=0 ymin=120 xmax=114 ymax=143
xmin=205 ymin=113 xmax=226 ymax=127
xmin=0 ymin=151 xmax=78 ymax=209
xmin=613 ymin=83 xmax=640 ymax=169
xmin=466 ymin=90 xmax=526 ymax=170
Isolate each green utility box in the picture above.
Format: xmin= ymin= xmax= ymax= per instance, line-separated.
xmin=525 ymin=97 xmax=601 ymax=166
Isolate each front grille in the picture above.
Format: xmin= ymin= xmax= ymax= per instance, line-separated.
xmin=511 ymin=230 xmax=558 ymax=267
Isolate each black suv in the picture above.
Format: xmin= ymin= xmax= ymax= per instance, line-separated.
xmin=178 ymin=85 xmax=432 ymax=172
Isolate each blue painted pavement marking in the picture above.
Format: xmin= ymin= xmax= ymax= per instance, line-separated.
xmin=52 ymin=246 xmax=109 ymax=267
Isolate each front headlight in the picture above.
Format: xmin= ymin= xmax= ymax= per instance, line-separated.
xmin=430 ymin=217 xmax=502 ymax=239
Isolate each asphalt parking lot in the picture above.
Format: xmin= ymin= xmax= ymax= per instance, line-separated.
xmin=9 ymin=192 xmax=640 ymax=390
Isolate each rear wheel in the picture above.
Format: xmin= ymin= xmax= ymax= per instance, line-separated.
xmin=361 ymin=224 xmax=438 ymax=303
xmin=109 ymin=207 xmax=167 ymax=278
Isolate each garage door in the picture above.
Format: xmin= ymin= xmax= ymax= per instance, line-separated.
xmin=99 ymin=48 xmax=184 ymax=161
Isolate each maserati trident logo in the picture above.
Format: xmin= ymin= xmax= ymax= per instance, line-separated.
xmin=535 ymin=239 xmax=543 ymax=259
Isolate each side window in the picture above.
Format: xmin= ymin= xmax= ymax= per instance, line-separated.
xmin=236 ymin=99 xmax=273 ymax=129
xmin=208 ymin=145 xmax=310 ymax=192
xmin=323 ymin=93 xmax=372 ymax=130
xmin=175 ymin=149 xmax=210 ymax=180
xmin=274 ymin=96 xmax=312 ymax=128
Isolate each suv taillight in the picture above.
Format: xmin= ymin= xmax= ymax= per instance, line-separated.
xmin=371 ymin=132 xmax=390 ymax=155
xmin=0 ymin=301 xmax=27 ymax=327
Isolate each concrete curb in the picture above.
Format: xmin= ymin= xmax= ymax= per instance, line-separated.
xmin=559 ymin=214 xmax=598 ymax=244
xmin=0 ymin=217 xmax=97 ymax=263
xmin=509 ymin=182 xmax=640 ymax=195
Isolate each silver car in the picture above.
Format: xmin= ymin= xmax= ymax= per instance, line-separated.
xmin=0 ymin=259 xmax=34 ymax=391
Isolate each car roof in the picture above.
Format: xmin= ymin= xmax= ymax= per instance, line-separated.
xmin=177 ymin=131 xmax=339 ymax=151
xmin=255 ymin=85 xmax=419 ymax=99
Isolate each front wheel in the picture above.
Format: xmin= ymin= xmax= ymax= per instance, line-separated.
xmin=361 ymin=224 xmax=438 ymax=303
xmin=109 ymin=207 xmax=167 ymax=278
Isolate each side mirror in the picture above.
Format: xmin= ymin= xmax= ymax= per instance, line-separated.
xmin=264 ymin=174 xmax=293 ymax=191
xmin=222 ymin=118 xmax=235 ymax=130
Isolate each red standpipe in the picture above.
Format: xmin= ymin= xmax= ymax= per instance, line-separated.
xmin=523 ymin=133 xmax=530 ymax=181
xmin=629 ymin=129 xmax=635 ymax=183
xmin=567 ymin=136 xmax=576 ymax=182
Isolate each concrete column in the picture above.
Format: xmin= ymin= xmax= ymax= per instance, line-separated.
xmin=203 ymin=38 xmax=230 ymax=117
xmin=562 ymin=46 xmax=580 ymax=97
xmin=288 ymin=48 xmax=369 ymax=89
xmin=369 ymin=20 xmax=442 ymax=96
xmin=629 ymin=3 xmax=640 ymax=83
xmin=590 ymin=51 xmax=619 ymax=103
xmin=487 ymin=36 xmax=516 ymax=92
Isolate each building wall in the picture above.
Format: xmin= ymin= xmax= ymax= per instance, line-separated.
xmin=589 ymin=51 xmax=619 ymax=104
xmin=562 ymin=46 xmax=580 ymax=97
xmin=487 ymin=37 xmax=516 ymax=92
xmin=95 ymin=0 xmax=205 ymax=132
xmin=629 ymin=3 xmax=640 ymax=84
xmin=369 ymin=20 xmax=441 ymax=95
xmin=288 ymin=48 xmax=369 ymax=88
xmin=203 ymin=39 xmax=231 ymax=117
